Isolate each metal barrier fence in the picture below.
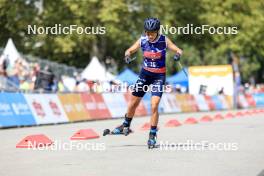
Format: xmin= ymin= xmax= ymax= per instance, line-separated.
xmin=0 ymin=47 xmax=82 ymax=78
xmin=0 ymin=76 xmax=19 ymax=92
xmin=22 ymin=54 xmax=82 ymax=78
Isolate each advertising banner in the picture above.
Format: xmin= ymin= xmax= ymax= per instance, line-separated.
xmin=24 ymin=94 xmax=69 ymax=124
xmin=211 ymin=95 xmax=224 ymax=110
xmin=161 ymin=93 xmax=181 ymax=113
xmin=58 ymin=93 xmax=89 ymax=121
xmin=252 ymin=93 xmax=264 ymax=107
xmin=244 ymin=94 xmax=256 ymax=107
xmin=175 ymin=94 xmax=198 ymax=112
xmin=204 ymin=95 xmax=216 ymax=110
xmin=81 ymin=93 xmax=111 ymax=119
xmin=0 ymin=93 xmax=35 ymax=127
xmin=238 ymin=94 xmax=249 ymax=108
xmin=123 ymin=92 xmax=147 ymax=117
xmin=193 ymin=95 xmax=210 ymax=111
xmin=189 ymin=65 xmax=234 ymax=96
xmin=102 ymin=93 xmax=127 ymax=118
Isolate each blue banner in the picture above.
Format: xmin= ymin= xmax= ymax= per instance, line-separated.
xmin=0 ymin=93 xmax=36 ymax=127
xmin=252 ymin=93 xmax=264 ymax=107
xmin=211 ymin=95 xmax=224 ymax=110
xmin=194 ymin=95 xmax=209 ymax=111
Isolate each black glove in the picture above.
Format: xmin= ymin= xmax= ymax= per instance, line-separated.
xmin=124 ymin=55 xmax=132 ymax=64
xmin=174 ymin=53 xmax=181 ymax=61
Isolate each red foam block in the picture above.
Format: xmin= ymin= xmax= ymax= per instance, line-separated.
xmin=256 ymin=109 xmax=262 ymax=114
xmin=241 ymin=111 xmax=247 ymax=116
xmin=251 ymin=109 xmax=258 ymax=114
xmin=225 ymin=113 xmax=235 ymax=119
xmin=244 ymin=110 xmax=252 ymax=116
xmin=140 ymin=122 xmax=151 ymax=130
xmin=16 ymin=134 xmax=53 ymax=148
xmin=140 ymin=123 xmax=159 ymax=130
xmin=200 ymin=115 xmax=213 ymax=122
xmin=235 ymin=111 xmax=244 ymax=117
xmin=165 ymin=119 xmax=181 ymax=127
xmin=257 ymin=109 xmax=264 ymax=114
xmin=184 ymin=117 xmax=198 ymax=125
xmin=70 ymin=129 xmax=99 ymax=140
xmin=214 ymin=114 xmax=224 ymax=120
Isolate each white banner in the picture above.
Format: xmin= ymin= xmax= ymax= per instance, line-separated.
xmin=24 ymin=94 xmax=69 ymax=124
xmin=193 ymin=95 xmax=209 ymax=111
xmin=189 ymin=65 xmax=234 ymax=96
xmin=102 ymin=93 xmax=127 ymax=118
xmin=161 ymin=93 xmax=181 ymax=113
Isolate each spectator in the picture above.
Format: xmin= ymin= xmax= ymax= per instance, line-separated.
xmin=34 ymin=66 xmax=55 ymax=92
xmin=19 ymin=77 xmax=30 ymax=91
xmin=7 ymin=58 xmax=23 ymax=87
xmin=75 ymin=79 xmax=89 ymax=92
xmin=0 ymin=55 xmax=8 ymax=77
xmin=58 ymin=78 xmax=66 ymax=92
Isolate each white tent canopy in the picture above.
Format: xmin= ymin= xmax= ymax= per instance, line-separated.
xmin=1 ymin=38 xmax=21 ymax=67
xmin=81 ymin=56 xmax=115 ymax=81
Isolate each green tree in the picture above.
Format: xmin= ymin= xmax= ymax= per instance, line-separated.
xmin=200 ymin=0 xmax=264 ymax=82
xmin=0 ymin=0 xmax=263 ymax=82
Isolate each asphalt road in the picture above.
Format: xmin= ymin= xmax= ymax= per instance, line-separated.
xmin=0 ymin=109 xmax=264 ymax=176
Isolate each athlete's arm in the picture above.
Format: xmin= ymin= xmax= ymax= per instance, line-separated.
xmin=125 ymin=39 xmax=140 ymax=56
xmin=166 ymin=37 xmax=183 ymax=55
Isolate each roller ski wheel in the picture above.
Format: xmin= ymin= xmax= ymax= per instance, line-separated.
xmin=123 ymin=127 xmax=131 ymax=136
xmin=103 ymin=125 xmax=132 ymax=136
xmin=103 ymin=129 xmax=111 ymax=136
xmin=147 ymin=133 xmax=157 ymax=149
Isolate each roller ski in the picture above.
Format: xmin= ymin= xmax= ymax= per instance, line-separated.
xmin=147 ymin=132 xmax=157 ymax=149
xmin=103 ymin=125 xmax=132 ymax=136
xmin=103 ymin=114 xmax=133 ymax=136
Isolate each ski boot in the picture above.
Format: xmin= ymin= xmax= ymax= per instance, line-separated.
xmin=147 ymin=133 xmax=157 ymax=149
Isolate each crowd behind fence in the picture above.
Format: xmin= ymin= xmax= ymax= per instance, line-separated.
xmin=1 ymin=48 xmax=264 ymax=95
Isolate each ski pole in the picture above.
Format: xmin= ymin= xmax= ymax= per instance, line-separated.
xmin=177 ymin=61 xmax=188 ymax=77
